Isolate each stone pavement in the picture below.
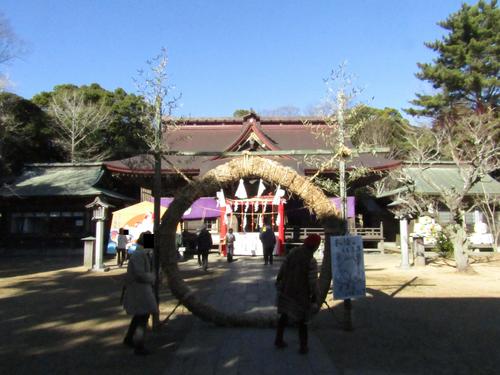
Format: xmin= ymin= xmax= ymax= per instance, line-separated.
xmin=163 ymin=255 xmax=338 ymax=374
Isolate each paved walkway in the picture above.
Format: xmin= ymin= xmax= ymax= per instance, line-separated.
xmin=163 ymin=255 xmax=338 ymax=375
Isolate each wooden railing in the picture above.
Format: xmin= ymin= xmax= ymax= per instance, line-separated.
xmin=350 ymin=223 xmax=384 ymax=240
xmin=284 ymin=222 xmax=385 ymax=253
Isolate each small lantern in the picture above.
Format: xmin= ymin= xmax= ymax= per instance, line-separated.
xmin=85 ymin=196 xmax=113 ymax=221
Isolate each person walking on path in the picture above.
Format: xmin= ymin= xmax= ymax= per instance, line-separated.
xmin=225 ymin=228 xmax=236 ymax=262
xmin=259 ymin=222 xmax=276 ymax=265
xmin=116 ymin=228 xmax=129 ymax=267
xmin=274 ymin=233 xmax=321 ymax=354
xmin=197 ymin=225 xmax=213 ymax=271
xmin=122 ymin=232 xmax=158 ymax=355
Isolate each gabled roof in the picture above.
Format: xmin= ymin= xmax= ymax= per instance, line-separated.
xmin=0 ymin=163 xmax=133 ymax=200
xmin=105 ymin=116 xmax=401 ymax=176
xmin=378 ymin=164 xmax=500 ymax=198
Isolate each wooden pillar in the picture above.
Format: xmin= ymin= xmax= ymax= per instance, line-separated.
xmin=278 ymin=200 xmax=285 ymax=255
xmin=220 ymin=205 xmax=227 ymax=256
xmin=400 ymin=218 xmax=410 ymax=269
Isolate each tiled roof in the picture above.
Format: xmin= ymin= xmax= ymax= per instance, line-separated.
xmin=378 ymin=165 xmax=500 ymax=198
xmin=0 ymin=163 xmax=132 ymax=200
xmin=106 ymin=116 xmax=401 ymax=176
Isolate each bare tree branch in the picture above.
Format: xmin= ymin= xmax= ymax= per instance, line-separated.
xmin=0 ymin=12 xmax=26 ymax=91
xmin=385 ymin=108 xmax=499 ymax=271
xmin=49 ymin=90 xmax=111 ymax=162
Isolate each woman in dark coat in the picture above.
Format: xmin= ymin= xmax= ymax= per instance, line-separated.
xmin=122 ymin=232 xmax=158 ymax=355
xmin=274 ymin=234 xmax=321 ymax=354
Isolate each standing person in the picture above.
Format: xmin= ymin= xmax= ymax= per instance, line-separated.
xmin=259 ymin=222 xmax=276 ymax=265
xmin=274 ymin=234 xmax=321 ymax=354
xmin=122 ymin=232 xmax=158 ymax=355
xmin=196 ymin=225 xmax=213 ymax=271
xmin=225 ymin=228 xmax=236 ymax=262
xmin=175 ymin=230 xmax=183 ymax=260
xmin=116 ymin=228 xmax=129 ymax=267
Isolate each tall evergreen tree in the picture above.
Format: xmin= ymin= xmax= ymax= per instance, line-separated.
xmin=349 ymin=105 xmax=413 ymax=157
xmin=0 ymin=92 xmax=59 ymax=176
xmin=407 ymin=0 xmax=499 ymax=117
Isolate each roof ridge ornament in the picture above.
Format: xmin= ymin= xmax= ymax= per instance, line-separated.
xmin=242 ymin=112 xmax=260 ymax=123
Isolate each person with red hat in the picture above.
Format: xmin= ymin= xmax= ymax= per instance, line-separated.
xmin=274 ymin=233 xmax=322 ymax=354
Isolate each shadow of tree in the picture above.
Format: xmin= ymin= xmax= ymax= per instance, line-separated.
xmin=314 ymin=287 xmax=500 ymax=375
xmin=0 ymin=257 xmax=195 ymax=375
xmin=1 ymin=255 xmax=499 ymax=375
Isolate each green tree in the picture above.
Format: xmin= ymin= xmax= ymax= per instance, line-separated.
xmin=349 ymin=105 xmax=413 ymax=157
xmin=233 ymin=109 xmax=252 ymax=117
xmin=408 ymin=0 xmax=499 ymax=117
xmin=32 ymin=84 xmax=150 ymax=161
xmin=0 ymin=92 xmax=59 ymax=176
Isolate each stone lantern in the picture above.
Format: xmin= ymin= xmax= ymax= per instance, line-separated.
xmin=86 ymin=196 xmax=113 ymax=271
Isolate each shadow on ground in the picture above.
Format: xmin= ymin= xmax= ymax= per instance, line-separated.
xmin=0 ymin=256 xmax=195 ymax=375
xmin=315 ymin=287 xmax=500 ymax=375
xmin=1 ymin=255 xmax=499 ymax=375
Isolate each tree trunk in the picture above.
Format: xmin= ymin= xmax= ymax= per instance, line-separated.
xmin=449 ymin=224 xmax=470 ymax=272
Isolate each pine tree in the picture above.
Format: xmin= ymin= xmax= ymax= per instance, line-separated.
xmin=408 ymin=0 xmax=499 ymax=117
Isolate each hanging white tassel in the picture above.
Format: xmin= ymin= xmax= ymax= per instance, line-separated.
xmin=257 ymin=179 xmax=266 ymax=197
xmin=216 ymin=189 xmax=226 ymax=207
xmin=235 ymin=179 xmax=248 ymax=199
xmin=272 ymin=185 xmax=285 ymax=205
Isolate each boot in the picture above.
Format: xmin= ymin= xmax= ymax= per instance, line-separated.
xmin=274 ymin=314 xmax=288 ymax=348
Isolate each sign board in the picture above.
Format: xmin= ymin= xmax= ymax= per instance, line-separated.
xmin=331 ymin=235 xmax=366 ymax=300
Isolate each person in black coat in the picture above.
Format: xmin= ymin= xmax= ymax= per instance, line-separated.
xmin=196 ymin=225 xmax=213 ymax=271
xmin=274 ymin=234 xmax=321 ymax=354
xmin=259 ymin=223 xmax=276 ymax=265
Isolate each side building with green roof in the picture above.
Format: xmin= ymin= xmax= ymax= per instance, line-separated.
xmin=0 ymin=163 xmax=133 ymax=254
xmin=377 ymin=163 xmax=500 ymax=251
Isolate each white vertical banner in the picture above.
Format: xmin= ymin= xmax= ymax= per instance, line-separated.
xmin=330 ymin=235 xmax=366 ymax=300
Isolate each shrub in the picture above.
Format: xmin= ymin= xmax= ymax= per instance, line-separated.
xmin=436 ymin=232 xmax=454 ymax=258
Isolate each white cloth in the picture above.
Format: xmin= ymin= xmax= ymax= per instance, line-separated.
xmin=216 ymin=189 xmax=226 ymax=207
xmin=257 ymin=179 xmax=266 ymax=197
xmin=272 ymin=185 xmax=285 ymax=205
xmin=235 ymin=179 xmax=248 ymax=199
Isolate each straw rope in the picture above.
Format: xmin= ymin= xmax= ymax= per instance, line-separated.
xmin=160 ymin=156 xmax=343 ymax=327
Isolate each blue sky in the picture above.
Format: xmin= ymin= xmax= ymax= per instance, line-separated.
xmin=1 ymin=0 xmax=471 ymax=123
